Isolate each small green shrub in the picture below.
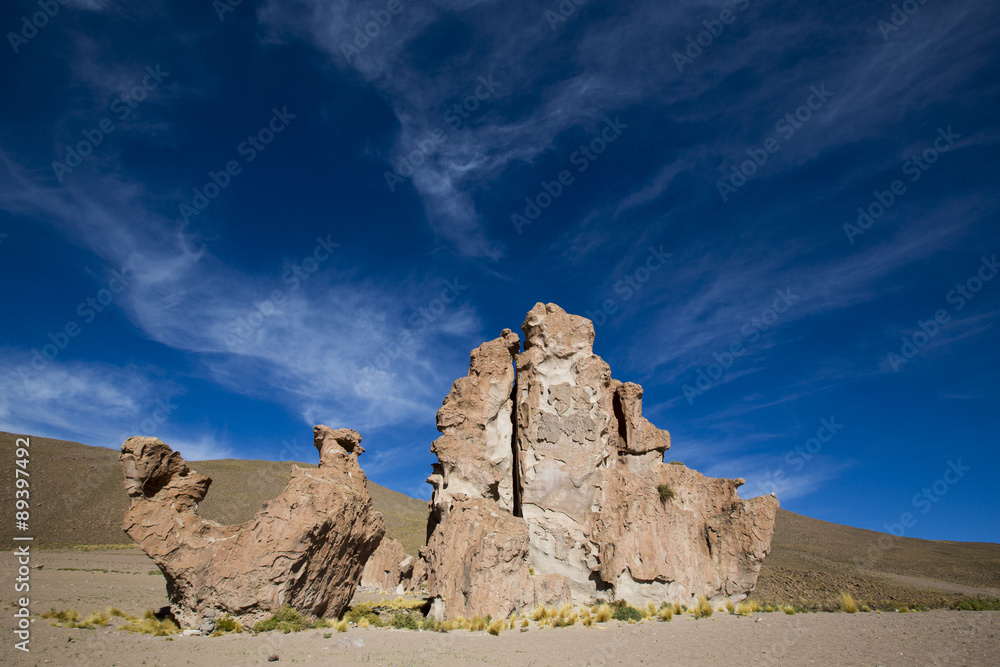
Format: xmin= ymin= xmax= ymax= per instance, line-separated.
xmin=252 ymin=605 xmax=321 ymax=634
xmin=391 ymin=612 xmax=419 ymax=630
xmin=669 ymin=461 xmax=684 ymax=465
xmin=420 ymin=617 xmax=438 ymax=631
xmin=657 ymin=483 xmax=675 ymax=503
xmin=611 ymin=604 xmax=643 ymax=622
xmin=953 ymin=597 xmax=1000 ymax=611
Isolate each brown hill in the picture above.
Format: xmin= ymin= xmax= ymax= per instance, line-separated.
xmin=0 ymin=431 xmax=427 ymax=556
xmin=2 ymin=431 xmax=997 ymax=608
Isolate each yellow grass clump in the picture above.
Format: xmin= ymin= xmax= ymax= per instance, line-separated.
xmin=840 ymin=592 xmax=859 ymax=614
xmin=693 ymin=595 xmax=714 ymax=619
xmin=487 ymin=619 xmax=504 ymax=636
xmin=725 ymin=600 xmax=735 ymax=614
xmin=469 ymin=616 xmax=489 ymax=632
xmin=120 ymin=609 xmax=180 ymax=636
xmin=594 ymin=604 xmax=612 ymax=623
xmin=657 ymin=605 xmax=673 ymax=622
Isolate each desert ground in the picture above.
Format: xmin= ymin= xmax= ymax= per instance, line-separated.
xmin=2 ymin=549 xmax=997 ymax=666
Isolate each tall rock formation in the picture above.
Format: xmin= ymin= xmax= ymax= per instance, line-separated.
xmin=120 ymin=425 xmax=385 ymax=627
xmin=424 ymin=303 xmax=778 ymax=618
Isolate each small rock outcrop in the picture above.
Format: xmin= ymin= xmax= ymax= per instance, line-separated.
xmin=360 ymin=538 xmax=408 ymax=592
xmin=424 ymin=303 xmax=778 ymax=618
xmin=120 ymin=425 xmax=385 ymax=627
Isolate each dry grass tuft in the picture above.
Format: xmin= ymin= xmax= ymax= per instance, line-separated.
xmin=594 ymin=604 xmax=612 ymax=623
xmin=119 ymin=610 xmax=179 ymax=636
xmin=839 ymin=592 xmax=859 ymax=614
xmin=693 ymin=595 xmax=714 ymax=619
xmin=487 ymin=619 xmax=504 ymax=636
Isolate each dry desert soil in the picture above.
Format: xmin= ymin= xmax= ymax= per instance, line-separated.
xmin=2 ymin=550 xmax=998 ymax=666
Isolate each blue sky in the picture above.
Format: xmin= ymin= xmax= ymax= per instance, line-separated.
xmin=1 ymin=0 xmax=997 ymax=542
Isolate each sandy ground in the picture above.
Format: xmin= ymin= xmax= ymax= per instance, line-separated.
xmin=3 ymin=550 xmax=998 ymax=666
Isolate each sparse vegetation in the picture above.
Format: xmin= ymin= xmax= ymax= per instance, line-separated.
xmin=692 ymin=595 xmax=713 ymax=619
xmin=725 ymin=600 xmax=735 ymax=614
xmin=657 ymin=483 xmax=675 ymax=504
xmin=213 ymin=615 xmax=242 ymax=635
xmin=657 ymin=604 xmax=673 ymax=622
xmin=120 ymin=609 xmax=180 ymax=636
xmin=953 ymin=597 xmax=1000 ymax=611
xmin=594 ymin=604 xmax=612 ymax=623
xmin=611 ymin=602 xmax=643 ymax=622
xmin=252 ymin=605 xmax=322 ymax=634
xmin=669 ymin=461 xmax=685 ymax=465
xmin=468 ymin=616 xmax=489 ymax=632
xmin=839 ymin=592 xmax=859 ymax=614
xmin=487 ymin=618 xmax=504 ymax=635
xmin=782 ymin=605 xmax=796 ymax=615
xmin=391 ymin=612 xmax=420 ymax=630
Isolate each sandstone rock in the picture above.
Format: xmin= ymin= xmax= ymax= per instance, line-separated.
xmin=424 ymin=497 xmax=533 ymax=621
xmin=423 ymin=303 xmax=778 ymax=618
xmin=120 ymin=425 xmax=385 ymax=627
xmin=427 ymin=329 xmax=521 ymax=538
xmin=360 ymin=538 xmax=408 ymax=592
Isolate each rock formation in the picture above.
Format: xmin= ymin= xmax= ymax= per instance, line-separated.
xmin=120 ymin=425 xmax=385 ymax=627
xmin=424 ymin=303 xmax=778 ymax=619
xmin=360 ymin=538 xmax=408 ymax=592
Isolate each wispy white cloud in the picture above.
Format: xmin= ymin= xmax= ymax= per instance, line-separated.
xmin=0 ymin=153 xmax=484 ymax=434
xmin=0 ymin=352 xmax=185 ymax=450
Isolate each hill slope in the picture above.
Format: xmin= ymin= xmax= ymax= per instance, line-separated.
xmin=0 ymin=432 xmax=427 ymax=555
xmin=2 ymin=431 xmax=997 ymax=608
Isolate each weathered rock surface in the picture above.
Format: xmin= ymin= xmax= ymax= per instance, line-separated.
xmin=120 ymin=425 xmax=385 ymax=627
xmin=427 ymin=328 xmax=521 ymax=539
xmin=424 ymin=303 xmax=778 ymax=618
xmin=424 ymin=498 xmax=532 ymax=621
xmin=360 ymin=538 xmax=408 ymax=592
